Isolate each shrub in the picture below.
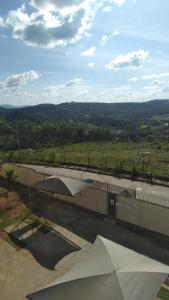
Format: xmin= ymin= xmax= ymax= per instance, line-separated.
xmin=4 ymin=168 xmax=17 ymax=183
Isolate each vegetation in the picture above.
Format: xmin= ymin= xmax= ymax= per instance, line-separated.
xmin=1 ymin=141 xmax=169 ymax=179
xmin=4 ymin=168 xmax=17 ymax=183
xmin=1 ymin=100 xmax=169 ymax=150
xmin=158 ymin=287 xmax=169 ymax=300
xmin=0 ymin=207 xmax=30 ymax=230
xmin=0 ymin=100 xmax=169 ymax=179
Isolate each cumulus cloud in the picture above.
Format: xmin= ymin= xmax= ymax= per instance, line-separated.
xmin=109 ymin=0 xmax=127 ymax=6
xmin=31 ymin=0 xmax=84 ymax=10
xmin=43 ymin=77 xmax=89 ymax=103
xmin=2 ymin=0 xmax=131 ymax=48
xmin=112 ymin=85 xmax=131 ymax=93
xmin=129 ymin=77 xmax=138 ymax=82
xmin=65 ymin=78 xmax=83 ymax=87
xmin=162 ymin=86 xmax=169 ymax=93
xmin=106 ymin=49 xmax=149 ymax=70
xmin=141 ymin=73 xmax=169 ymax=80
xmin=100 ymin=31 xmax=119 ymax=46
xmin=88 ymin=62 xmax=95 ymax=67
xmin=81 ymin=46 xmax=96 ymax=56
xmin=45 ymin=78 xmax=83 ymax=91
xmin=0 ymin=17 xmax=4 ymax=27
xmin=5 ymin=1 xmax=96 ymax=47
xmin=0 ymin=71 xmax=40 ymax=90
xmin=102 ymin=6 xmax=112 ymax=12
xmin=151 ymin=79 xmax=164 ymax=86
xmin=129 ymin=73 xmax=169 ymax=83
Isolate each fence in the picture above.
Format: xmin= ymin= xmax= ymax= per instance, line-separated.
xmin=1 ymin=150 xmax=169 ymax=185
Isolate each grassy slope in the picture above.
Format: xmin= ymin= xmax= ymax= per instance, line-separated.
xmin=2 ymin=141 xmax=169 ymax=176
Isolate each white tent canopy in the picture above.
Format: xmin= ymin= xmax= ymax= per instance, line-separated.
xmin=33 ymin=176 xmax=89 ymax=197
xmin=28 ymin=236 xmax=169 ymax=300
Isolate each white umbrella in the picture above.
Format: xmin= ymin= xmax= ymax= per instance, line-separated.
xmin=28 ymin=236 xmax=169 ymax=300
xmin=33 ymin=176 xmax=89 ymax=197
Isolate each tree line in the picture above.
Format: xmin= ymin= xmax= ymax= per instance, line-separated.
xmin=0 ymin=120 xmax=115 ymax=150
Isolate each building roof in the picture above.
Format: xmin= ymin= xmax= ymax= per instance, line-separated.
xmin=28 ymin=236 xmax=169 ymax=300
xmin=33 ymin=176 xmax=89 ymax=197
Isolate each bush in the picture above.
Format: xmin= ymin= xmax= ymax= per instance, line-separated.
xmin=4 ymin=168 xmax=17 ymax=183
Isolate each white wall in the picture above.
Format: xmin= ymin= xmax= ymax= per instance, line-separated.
xmin=117 ymin=196 xmax=169 ymax=237
xmin=1 ymin=163 xmax=108 ymax=215
xmin=1 ymin=163 xmax=47 ymax=186
xmin=54 ymin=188 xmax=108 ymax=215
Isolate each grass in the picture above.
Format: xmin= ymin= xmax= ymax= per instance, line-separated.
xmin=0 ymin=187 xmax=7 ymax=193
xmin=158 ymin=287 xmax=169 ymax=300
xmin=0 ymin=207 xmax=30 ymax=230
xmin=1 ymin=141 xmax=169 ymax=178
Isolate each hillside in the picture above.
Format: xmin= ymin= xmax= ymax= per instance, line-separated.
xmin=1 ymin=99 xmax=169 ymax=151
xmin=2 ymin=99 xmax=169 ymax=125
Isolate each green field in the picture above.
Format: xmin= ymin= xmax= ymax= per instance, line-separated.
xmin=158 ymin=287 xmax=169 ymax=300
xmin=2 ymin=141 xmax=169 ymax=178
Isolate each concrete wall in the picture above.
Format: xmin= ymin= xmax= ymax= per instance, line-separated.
xmin=1 ymin=163 xmax=47 ymax=186
xmin=54 ymin=188 xmax=108 ymax=215
xmin=117 ymin=195 xmax=169 ymax=237
xmin=1 ymin=163 xmax=108 ymax=215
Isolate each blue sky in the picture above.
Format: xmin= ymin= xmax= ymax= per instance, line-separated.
xmin=0 ymin=0 xmax=169 ymax=105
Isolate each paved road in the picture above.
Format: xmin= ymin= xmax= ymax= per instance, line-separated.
xmin=18 ymin=164 xmax=169 ymax=207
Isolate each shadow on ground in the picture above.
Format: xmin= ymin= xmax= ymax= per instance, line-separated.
xmin=1 ymin=177 xmax=169 ymax=266
xmin=9 ymin=222 xmax=80 ymax=270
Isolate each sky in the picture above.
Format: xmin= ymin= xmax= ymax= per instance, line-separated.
xmin=0 ymin=0 xmax=169 ymax=106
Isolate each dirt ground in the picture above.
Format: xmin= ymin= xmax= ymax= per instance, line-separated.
xmin=0 ymin=224 xmax=90 ymax=300
xmin=0 ymin=191 xmax=27 ymax=222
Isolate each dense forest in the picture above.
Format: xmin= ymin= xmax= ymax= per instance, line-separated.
xmin=1 ymin=99 xmax=169 ymax=150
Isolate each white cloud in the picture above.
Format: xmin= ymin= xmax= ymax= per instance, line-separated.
xmin=2 ymin=79 xmax=169 ymax=107
xmin=65 ymin=78 xmax=83 ymax=87
xmin=162 ymin=86 xmax=169 ymax=93
xmin=151 ymin=79 xmax=164 ymax=86
xmin=102 ymin=6 xmax=112 ymax=12
xmin=112 ymin=85 xmax=131 ymax=93
xmin=100 ymin=31 xmax=119 ymax=46
xmin=109 ymin=0 xmax=127 ymax=6
xmin=81 ymin=46 xmax=96 ymax=56
xmin=141 ymin=73 xmax=169 ymax=80
xmin=142 ymin=85 xmax=159 ymax=91
xmin=5 ymin=1 xmax=96 ymax=48
xmin=0 ymin=17 xmax=4 ymax=27
xmin=0 ymin=71 xmax=40 ymax=90
xmin=2 ymin=0 xmax=130 ymax=48
xmin=100 ymin=35 xmax=108 ymax=46
xmin=106 ymin=49 xmax=149 ymax=70
xmin=129 ymin=77 xmax=138 ymax=82
xmin=88 ymin=62 xmax=95 ymax=67
xmin=43 ymin=78 xmax=89 ymax=103
xmin=31 ymin=0 xmax=84 ymax=10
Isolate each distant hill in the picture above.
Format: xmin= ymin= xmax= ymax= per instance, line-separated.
xmin=0 ymin=105 xmax=18 ymax=109
xmin=2 ymin=99 xmax=169 ymax=127
xmin=1 ymin=99 xmax=169 ymax=150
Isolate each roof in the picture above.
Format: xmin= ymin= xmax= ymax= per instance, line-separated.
xmin=28 ymin=236 xmax=169 ymax=300
xmin=33 ymin=176 xmax=89 ymax=197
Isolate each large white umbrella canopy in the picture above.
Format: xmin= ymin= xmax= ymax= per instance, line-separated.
xmin=33 ymin=176 xmax=89 ymax=196
xmin=28 ymin=236 xmax=169 ymax=300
